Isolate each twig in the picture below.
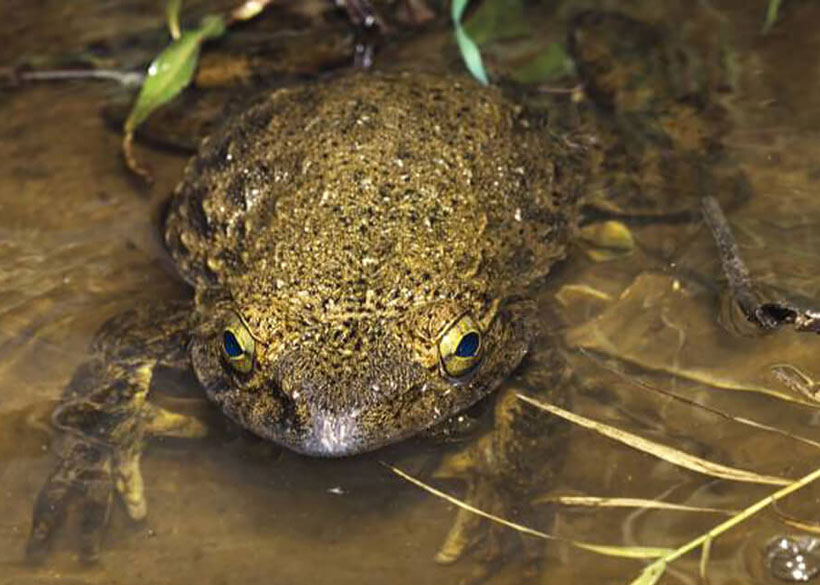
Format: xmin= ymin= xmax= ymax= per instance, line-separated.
xmin=702 ymin=196 xmax=820 ymax=334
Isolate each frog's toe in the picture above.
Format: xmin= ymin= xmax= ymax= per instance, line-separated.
xmin=77 ymin=466 xmax=114 ymax=563
xmin=113 ymin=451 xmax=147 ymax=520
xmin=435 ymin=480 xmax=484 ymax=565
xmin=145 ymin=404 xmax=208 ymax=439
xmin=26 ymin=462 xmax=74 ymax=563
xmin=26 ymin=455 xmax=116 ymax=565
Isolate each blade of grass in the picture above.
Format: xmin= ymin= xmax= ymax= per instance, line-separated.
xmin=628 ymin=464 xmax=820 ymax=585
xmin=773 ymin=501 xmax=820 ymax=535
xmin=166 ymin=0 xmax=183 ymax=39
xmin=699 ymin=536 xmax=712 ymax=582
xmin=533 ymin=495 xmax=737 ymax=516
xmin=517 ymin=393 xmax=791 ymax=487
xmin=580 ymin=349 xmax=820 ymax=451
xmin=384 ymin=463 xmax=672 ymax=560
xmin=762 ymin=0 xmax=783 ymax=34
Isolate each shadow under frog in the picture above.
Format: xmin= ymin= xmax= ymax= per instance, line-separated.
xmin=25 ymin=10 xmax=746 ymax=575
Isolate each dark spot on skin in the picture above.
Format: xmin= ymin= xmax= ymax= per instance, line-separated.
xmin=187 ymin=195 xmax=212 ymax=238
xmin=226 ymin=173 xmax=249 ymax=211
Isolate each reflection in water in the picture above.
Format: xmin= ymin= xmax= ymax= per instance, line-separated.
xmin=2 ymin=2 xmax=820 ymax=585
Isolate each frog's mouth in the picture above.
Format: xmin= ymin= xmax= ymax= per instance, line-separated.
xmin=299 ymin=406 xmax=369 ymax=456
xmin=269 ymin=344 xmax=525 ymax=458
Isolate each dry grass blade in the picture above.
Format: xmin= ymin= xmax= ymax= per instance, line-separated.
xmin=699 ymin=536 xmax=712 ymax=582
xmin=534 ymin=495 xmax=737 ymax=516
xmin=517 ymin=394 xmax=791 ymax=487
xmin=627 ymin=464 xmax=820 ymax=584
xmin=386 ymin=463 xmax=552 ymax=540
xmin=384 ymin=463 xmax=672 ymax=560
xmin=773 ymin=502 xmax=820 ymax=535
xmin=584 ymin=351 xmax=820 ymax=451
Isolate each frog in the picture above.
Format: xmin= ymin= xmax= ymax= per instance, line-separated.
xmin=25 ymin=8 xmax=736 ymax=577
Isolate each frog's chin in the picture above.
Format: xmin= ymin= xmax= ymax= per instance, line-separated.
xmin=297 ymin=407 xmax=369 ymax=457
xmin=282 ymin=406 xmax=413 ymax=457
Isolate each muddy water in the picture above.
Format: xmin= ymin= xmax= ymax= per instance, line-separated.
xmin=2 ymin=2 xmax=820 ymax=584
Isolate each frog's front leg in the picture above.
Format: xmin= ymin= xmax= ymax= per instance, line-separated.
xmin=26 ymin=301 xmax=205 ymax=563
xmin=433 ymin=344 xmax=571 ymax=581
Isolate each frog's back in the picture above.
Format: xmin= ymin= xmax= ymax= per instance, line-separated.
xmin=164 ymin=73 xmax=582 ymax=308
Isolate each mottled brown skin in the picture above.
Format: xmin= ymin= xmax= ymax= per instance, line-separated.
xmin=164 ymin=73 xmax=581 ymax=455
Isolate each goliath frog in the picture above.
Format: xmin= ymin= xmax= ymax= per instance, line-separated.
xmin=26 ymin=11 xmax=731 ymax=570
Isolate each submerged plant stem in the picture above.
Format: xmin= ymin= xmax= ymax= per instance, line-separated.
xmin=384 ymin=463 xmax=672 ymax=560
xmin=517 ymin=394 xmax=791 ymax=486
xmin=629 ymin=465 xmax=820 ymax=585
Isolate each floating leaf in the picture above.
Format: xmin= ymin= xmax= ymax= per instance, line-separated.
xmin=517 ymin=394 xmax=792 ymax=486
xmin=451 ymin=0 xmax=489 ymax=85
xmin=122 ymin=14 xmax=226 ymax=180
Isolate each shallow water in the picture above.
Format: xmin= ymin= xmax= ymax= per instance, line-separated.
xmin=3 ymin=1 xmax=820 ymax=584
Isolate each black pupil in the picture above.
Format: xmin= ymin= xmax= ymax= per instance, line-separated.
xmin=223 ymin=331 xmax=243 ymax=358
xmin=455 ymin=332 xmax=480 ymax=358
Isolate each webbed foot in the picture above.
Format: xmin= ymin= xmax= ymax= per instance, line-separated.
xmin=432 ymin=387 xmax=568 ymax=583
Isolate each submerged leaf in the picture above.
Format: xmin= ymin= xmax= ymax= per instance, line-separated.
xmin=579 ymin=220 xmax=635 ymax=262
xmin=517 ymin=394 xmax=792 ymax=486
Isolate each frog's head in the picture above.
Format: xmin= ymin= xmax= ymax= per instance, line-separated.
xmin=190 ymin=296 xmax=533 ymax=456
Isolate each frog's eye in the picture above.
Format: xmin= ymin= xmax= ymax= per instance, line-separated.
xmin=221 ymin=313 xmax=255 ymax=374
xmin=438 ymin=314 xmax=483 ymax=380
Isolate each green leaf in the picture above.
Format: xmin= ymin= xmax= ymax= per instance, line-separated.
xmin=462 ymin=0 xmax=527 ymax=45
xmin=451 ymin=0 xmax=489 ymax=85
xmin=451 ymin=0 xmax=470 ymax=23
xmin=509 ymin=42 xmax=574 ymax=84
xmin=122 ymin=13 xmax=226 ymax=180
xmin=762 ymin=0 xmax=783 ymax=34
xmin=124 ymin=14 xmax=226 ymax=133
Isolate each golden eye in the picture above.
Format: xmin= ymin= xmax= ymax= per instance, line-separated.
xmin=221 ymin=313 xmax=255 ymax=374
xmin=438 ymin=314 xmax=483 ymax=379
